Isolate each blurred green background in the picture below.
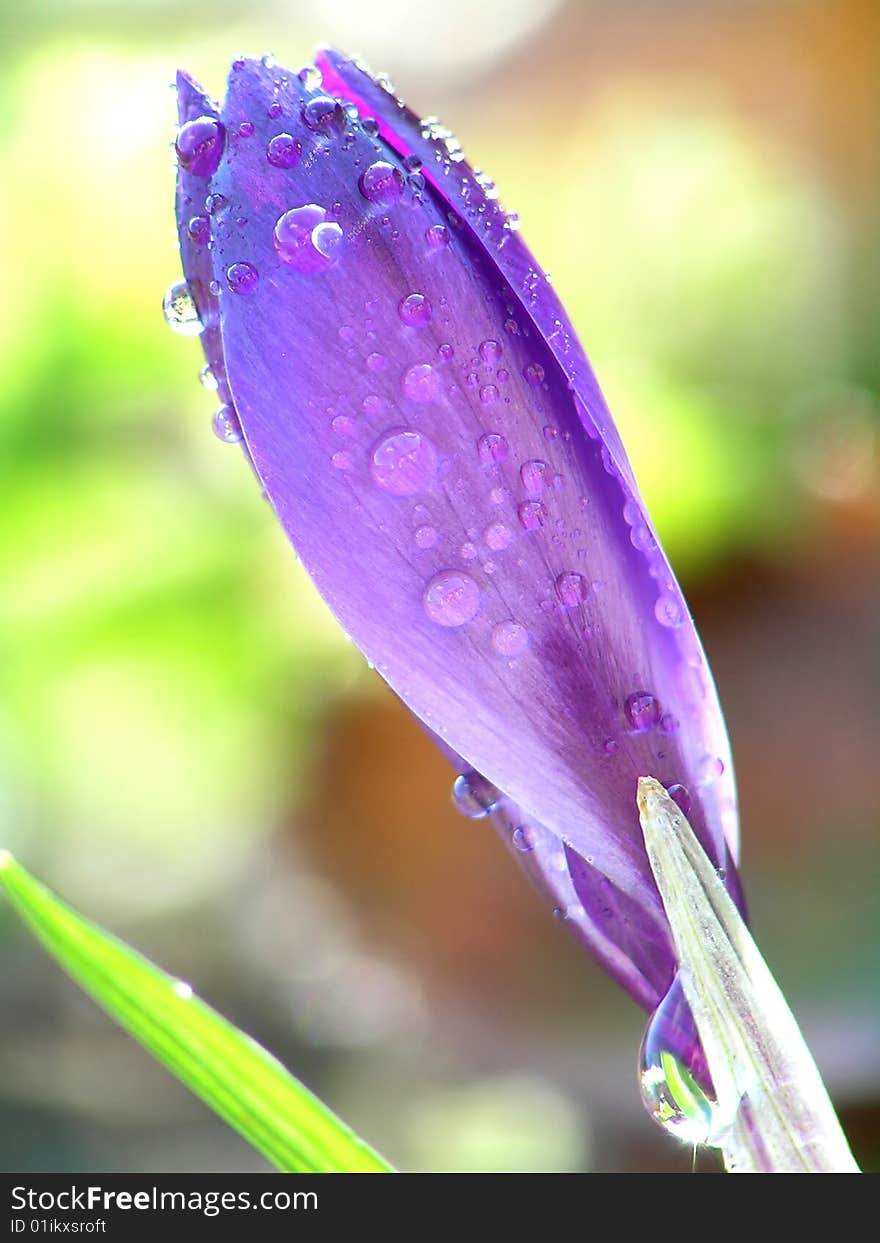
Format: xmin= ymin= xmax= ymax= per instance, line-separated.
xmin=1 ymin=0 xmax=878 ymax=1173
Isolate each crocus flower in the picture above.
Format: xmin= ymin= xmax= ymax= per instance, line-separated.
xmin=170 ymin=51 xmax=744 ymax=1104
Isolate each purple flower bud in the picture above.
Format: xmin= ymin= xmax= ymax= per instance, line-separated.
xmin=171 ymin=53 xmax=745 ymax=1071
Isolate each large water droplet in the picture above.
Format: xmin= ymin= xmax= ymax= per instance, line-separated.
xmin=359 ymin=160 xmax=404 ymax=204
xmin=639 ymin=981 xmax=720 ymax=1145
xmin=370 ymin=429 xmax=437 ymax=496
xmin=274 ymin=205 xmax=343 ymax=272
xmin=175 ymin=116 xmax=225 ymax=177
xmin=162 ymin=280 xmax=203 ymax=336
xmin=267 ymin=133 xmax=303 ymax=168
xmin=452 ymin=770 xmax=500 ymax=818
xmin=624 ymin=691 xmax=661 ymax=732
xmin=402 ymin=363 xmax=441 ymax=404
xmin=423 ymin=570 xmax=480 ymax=627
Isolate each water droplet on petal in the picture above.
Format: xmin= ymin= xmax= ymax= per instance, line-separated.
xmin=186 ymin=215 xmax=210 ymax=244
xmin=175 ymin=116 xmax=225 ymax=177
xmin=212 ymin=404 xmax=242 ymax=442
xmin=398 ymin=293 xmax=432 ymax=327
xmin=274 ymin=205 xmax=342 ymax=272
xmin=359 ymin=160 xmax=404 ymax=204
xmin=511 ymin=825 xmax=537 ymax=852
xmin=666 ymin=784 xmax=691 ymax=816
xmin=425 ymin=223 xmax=450 ymax=249
xmin=267 ymin=133 xmax=302 ymax=168
xmin=479 ymin=339 xmax=501 ymax=364
xmin=492 ymin=619 xmax=529 ymax=656
xmin=624 ymin=692 xmax=661 ymax=732
xmin=366 ymin=351 xmax=386 ymax=372
xmin=639 ymin=983 xmax=720 ymax=1144
xmin=370 ymin=429 xmax=437 ymax=495
xmin=302 ymin=95 xmax=346 ymax=136
xmin=423 ymin=570 xmax=480 ymax=627
xmin=162 ymin=280 xmax=203 ymax=335
xmin=518 ymin=500 xmax=547 ymax=531
xmin=477 ymin=433 xmax=508 ymax=465
xmin=484 ymin=521 xmax=512 ymax=551
xmin=452 ymin=770 xmax=500 ymax=818
xmin=520 ymin=460 xmax=548 ymax=496
xmin=402 ymin=363 xmax=441 ymax=404
xmin=655 ymin=594 xmax=683 ymax=628
xmin=225 ymin=261 xmax=259 ymax=295
xmin=555 ymin=572 xmax=588 ymax=607
xmin=414 ymin=524 xmax=438 ymax=549
xmin=479 ymin=384 xmax=499 ymax=405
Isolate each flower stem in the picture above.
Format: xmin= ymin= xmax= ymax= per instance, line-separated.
xmin=637 ymin=777 xmax=859 ymax=1173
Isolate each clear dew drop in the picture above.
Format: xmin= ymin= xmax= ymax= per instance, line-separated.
xmin=479 ymin=338 xmax=501 ymax=364
xmin=555 ymin=572 xmax=588 ymax=607
xmin=414 ymin=524 xmax=438 ymax=549
xmin=511 ymin=824 xmax=537 ymax=852
xmin=423 ymin=570 xmax=480 ymax=627
xmin=370 ymin=428 xmax=437 ymax=496
xmin=492 ymin=619 xmax=529 ymax=656
xmin=359 ymin=160 xmax=405 ymax=204
xmin=175 ymin=115 xmax=225 ymax=177
xmin=639 ymin=991 xmax=720 ymax=1146
xmin=398 ymin=293 xmax=432 ymax=327
xmin=298 ymin=64 xmax=322 ymax=90
xmin=225 ymin=261 xmax=259 ymax=295
xmin=624 ymin=691 xmax=661 ymax=732
xmin=477 ymin=432 xmax=508 ymax=466
xmin=451 ymin=770 xmax=500 ymax=818
xmin=267 ymin=133 xmax=303 ymax=168
xmin=402 ymin=362 xmax=441 ymax=404
xmin=484 ymin=521 xmax=512 ymax=551
xmin=666 ymin=783 xmax=691 ymax=816
xmin=655 ymin=593 xmax=684 ymax=628
xmin=425 ymin=223 xmax=450 ymax=249
xmin=518 ymin=500 xmax=547 ymax=531
xmin=186 ymin=214 xmax=210 ymax=244
xmin=520 ymin=460 xmax=548 ymax=496
xmin=523 ymin=362 xmax=545 ymax=385
xmin=274 ymin=205 xmax=343 ymax=272
xmin=479 ymin=384 xmax=499 ymax=406
xmin=162 ymin=280 xmax=203 ymax=336
xmin=302 ymin=95 xmax=346 ymax=136
xmin=212 ymin=405 xmax=242 ymax=443
xmin=199 ymin=364 xmax=218 ymax=391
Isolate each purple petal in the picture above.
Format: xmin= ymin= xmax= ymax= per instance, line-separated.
xmin=173 ymin=55 xmax=741 ymax=1012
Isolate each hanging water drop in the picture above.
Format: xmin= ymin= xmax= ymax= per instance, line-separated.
xmin=452 ymin=770 xmax=500 ymax=818
xmin=162 ymin=280 xmax=203 ymax=336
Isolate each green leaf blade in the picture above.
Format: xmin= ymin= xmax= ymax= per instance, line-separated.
xmin=0 ymin=851 xmax=393 ymax=1174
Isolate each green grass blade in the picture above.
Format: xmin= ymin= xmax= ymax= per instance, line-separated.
xmin=0 ymin=851 xmax=393 ymax=1173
